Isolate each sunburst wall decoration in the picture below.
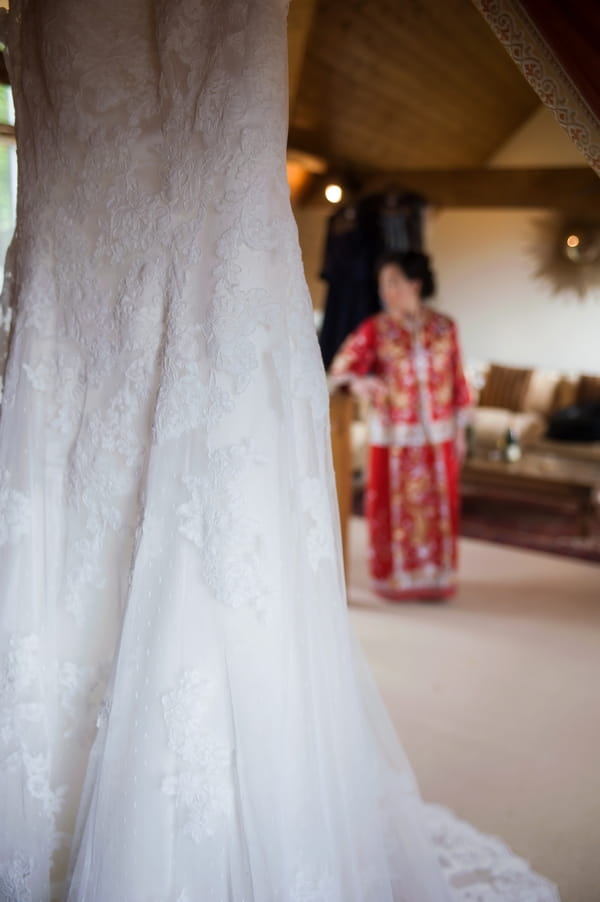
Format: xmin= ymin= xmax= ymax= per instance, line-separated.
xmin=528 ymin=215 xmax=600 ymax=300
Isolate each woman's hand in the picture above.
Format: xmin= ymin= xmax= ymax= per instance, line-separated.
xmin=349 ymin=375 xmax=388 ymax=404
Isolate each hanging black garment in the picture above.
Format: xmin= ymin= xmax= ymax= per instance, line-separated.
xmin=373 ymin=190 xmax=426 ymax=254
xmin=318 ymin=204 xmax=380 ymax=371
xmin=318 ymin=191 xmax=427 ymax=370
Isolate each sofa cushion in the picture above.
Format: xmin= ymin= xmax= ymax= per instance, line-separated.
xmin=478 ymin=364 xmax=533 ymax=412
xmin=553 ymin=376 xmax=578 ymax=411
xmin=472 ymin=407 xmax=546 ymax=447
xmin=577 ymin=374 xmax=600 ymax=405
xmin=521 ymin=369 xmax=562 ymax=415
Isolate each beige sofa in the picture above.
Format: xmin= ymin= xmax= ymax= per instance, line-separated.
xmin=346 ymin=363 xmax=600 ymax=478
xmin=471 ymin=363 xmax=600 ymax=462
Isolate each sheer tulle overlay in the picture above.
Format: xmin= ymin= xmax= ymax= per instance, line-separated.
xmin=0 ymin=2 xmax=559 ymax=900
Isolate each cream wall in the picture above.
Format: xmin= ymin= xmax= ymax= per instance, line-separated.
xmin=427 ymin=207 xmax=600 ymax=374
xmin=294 ymin=105 xmax=600 ymax=376
xmin=489 ymin=105 xmax=588 ymax=168
xmin=428 ymin=105 xmax=599 ymax=374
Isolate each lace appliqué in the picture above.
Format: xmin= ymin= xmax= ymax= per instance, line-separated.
xmin=59 ymin=661 xmax=108 ymax=742
xmin=288 ymin=868 xmax=335 ymax=902
xmin=426 ymin=804 xmax=560 ymax=902
xmin=280 ymin=224 xmax=329 ymax=423
xmin=137 ymin=508 xmax=165 ymax=562
xmin=95 ymin=697 xmax=111 ymax=732
xmin=21 ymin=751 xmax=66 ymax=824
xmin=299 ymin=477 xmax=335 ymax=571
xmin=161 ymin=670 xmax=233 ymax=843
xmin=22 ymin=351 xmax=84 ymax=437
xmin=178 ymin=444 xmax=266 ymax=613
xmin=0 ymin=635 xmax=42 ymax=745
xmin=64 ymin=386 xmax=143 ymax=622
xmin=0 ymin=633 xmax=66 ymax=846
xmin=0 ymin=471 xmax=30 ymax=548
xmin=0 ymin=853 xmax=32 ymax=902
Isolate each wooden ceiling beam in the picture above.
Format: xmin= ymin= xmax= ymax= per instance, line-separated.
xmin=290 ymin=0 xmax=540 ymax=171
xmin=300 ymin=166 xmax=600 ymax=212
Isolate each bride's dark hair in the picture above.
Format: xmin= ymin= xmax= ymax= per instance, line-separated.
xmin=376 ymin=251 xmax=436 ymax=299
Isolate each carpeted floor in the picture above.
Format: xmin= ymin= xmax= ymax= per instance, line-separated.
xmin=461 ymin=494 xmax=600 ymax=563
xmin=353 ymin=485 xmax=600 ymax=562
xmin=347 ymin=516 xmax=600 ymax=902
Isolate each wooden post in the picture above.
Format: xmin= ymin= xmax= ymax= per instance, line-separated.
xmin=329 ymin=389 xmax=354 ymax=580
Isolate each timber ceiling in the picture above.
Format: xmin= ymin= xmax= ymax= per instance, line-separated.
xmin=0 ymin=1 xmax=595 ymax=209
xmin=287 ymin=0 xmax=540 ymax=173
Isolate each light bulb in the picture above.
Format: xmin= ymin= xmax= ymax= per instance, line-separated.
xmin=325 ymin=183 xmax=343 ymax=204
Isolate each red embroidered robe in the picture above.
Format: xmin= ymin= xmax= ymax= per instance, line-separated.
xmin=330 ymin=309 xmax=471 ymax=600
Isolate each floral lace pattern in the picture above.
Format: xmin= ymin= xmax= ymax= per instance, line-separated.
xmin=288 ymin=869 xmax=335 ymax=902
xmin=0 ymin=635 xmax=42 ymax=746
xmin=0 ymin=853 xmax=32 ymax=902
xmin=161 ymin=671 xmax=233 ymax=843
xmin=58 ymin=662 xmax=108 ymax=743
xmin=299 ymin=477 xmax=335 ymax=571
xmin=0 ymin=471 xmax=30 ymax=548
xmin=20 ymin=751 xmax=66 ymax=826
xmin=177 ymin=444 xmax=266 ymax=613
xmin=426 ymin=804 xmax=560 ymax=902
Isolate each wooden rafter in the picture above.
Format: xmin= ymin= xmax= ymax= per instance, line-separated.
xmin=299 ymin=166 xmax=600 ymax=212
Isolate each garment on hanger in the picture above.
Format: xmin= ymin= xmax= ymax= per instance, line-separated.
xmin=318 ymin=201 xmax=381 ymax=370
xmin=318 ymin=190 xmax=427 ymax=369
xmin=378 ymin=190 xmax=426 ymax=253
xmin=0 ymin=1 xmax=559 ymax=900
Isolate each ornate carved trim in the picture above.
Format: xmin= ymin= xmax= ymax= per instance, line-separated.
xmin=472 ymin=0 xmax=600 ymax=175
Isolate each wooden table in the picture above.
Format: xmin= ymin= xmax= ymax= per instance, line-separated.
xmin=461 ymin=451 xmax=600 ymax=537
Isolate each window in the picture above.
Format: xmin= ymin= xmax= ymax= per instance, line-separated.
xmin=0 ymin=82 xmax=16 ymax=274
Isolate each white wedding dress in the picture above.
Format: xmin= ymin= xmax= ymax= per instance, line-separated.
xmin=0 ymin=2 xmax=559 ymax=900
